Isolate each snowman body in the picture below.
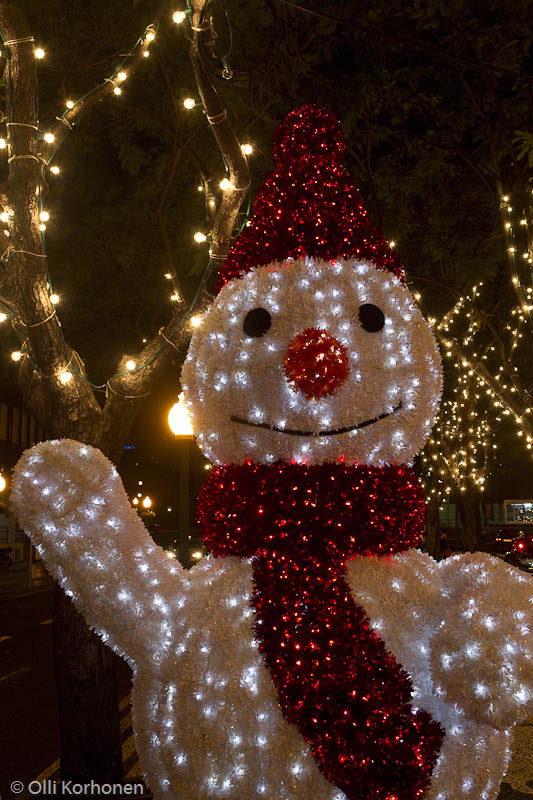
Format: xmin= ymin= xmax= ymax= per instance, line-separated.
xmin=11 ymin=105 xmax=533 ymax=800
xmin=128 ymin=552 xmax=515 ymax=800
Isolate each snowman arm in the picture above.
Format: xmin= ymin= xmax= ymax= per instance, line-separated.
xmin=430 ymin=552 xmax=533 ymax=729
xmin=11 ymin=439 xmax=185 ymax=665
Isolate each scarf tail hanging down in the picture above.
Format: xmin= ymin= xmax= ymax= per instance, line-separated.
xmin=198 ymin=462 xmax=444 ymax=800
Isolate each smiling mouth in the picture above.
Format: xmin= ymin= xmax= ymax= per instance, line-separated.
xmin=230 ymin=401 xmax=403 ymax=437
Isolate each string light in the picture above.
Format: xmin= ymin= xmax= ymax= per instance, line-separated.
xmin=0 ymin=313 xmax=6 ymax=323
xmin=172 ymin=10 xmax=187 ymax=24
xmin=34 ymin=47 xmax=45 ymax=59
xmin=0 ymin=138 xmax=6 ymax=149
xmin=241 ymin=143 xmax=253 ymax=156
xmin=0 ymin=13 xmax=224 ymax=400
xmin=125 ymin=359 xmax=137 ymax=371
xmin=11 ymin=350 xmax=22 ymax=361
xmin=219 ymin=177 xmax=234 ymax=191
xmin=193 ymin=231 xmax=207 ymax=243
xmin=50 ymin=293 xmax=59 ymax=304
xmin=183 ymin=97 xmax=196 ymax=110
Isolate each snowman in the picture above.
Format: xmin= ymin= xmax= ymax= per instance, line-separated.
xmin=12 ymin=105 xmax=533 ymax=800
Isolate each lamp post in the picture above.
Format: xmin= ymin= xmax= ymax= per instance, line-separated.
xmin=168 ymin=393 xmax=194 ymax=569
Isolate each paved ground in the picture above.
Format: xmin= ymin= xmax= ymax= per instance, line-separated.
xmin=0 ymin=558 xmax=54 ymax=599
xmin=1 ymin=565 xmax=532 ymax=798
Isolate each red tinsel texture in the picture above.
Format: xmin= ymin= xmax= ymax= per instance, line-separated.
xmin=198 ymin=463 xmax=444 ymax=799
xmin=216 ymin=105 xmax=403 ymax=292
xmin=283 ymin=327 xmax=350 ymax=400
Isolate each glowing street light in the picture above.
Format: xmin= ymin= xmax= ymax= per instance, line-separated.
xmin=168 ymin=393 xmax=194 ymax=568
xmin=168 ymin=393 xmax=194 ymax=436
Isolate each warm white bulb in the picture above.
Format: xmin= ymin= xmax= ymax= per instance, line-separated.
xmin=11 ymin=350 xmax=22 ymax=362
xmin=193 ymin=231 xmax=206 ymax=243
xmin=145 ymin=30 xmax=156 ymax=42
xmin=0 ymin=313 xmax=6 ymax=323
xmin=142 ymin=496 xmax=152 ymax=509
xmin=389 ymin=240 xmax=396 ymax=248
xmin=132 ymin=497 xmax=139 ymax=505
xmin=34 ymin=47 xmax=45 ymax=59
xmin=66 ymin=100 xmax=74 ymax=109
xmin=241 ymin=143 xmax=253 ymax=155
xmin=190 ymin=314 xmax=202 ymax=328
xmin=0 ymin=138 xmax=6 ymax=149
xmin=117 ymin=71 xmax=127 ymax=82
xmin=59 ymin=371 xmax=73 ymax=385
xmin=39 ymin=223 xmax=46 ymax=232
xmin=0 ymin=475 xmax=5 ymax=492
xmin=125 ymin=359 xmax=136 ymax=371
xmin=0 ymin=212 xmax=9 ymax=223
xmin=50 ymin=165 xmax=60 ymax=175
xmin=170 ymin=293 xmax=181 ymax=302
xmin=39 ymin=211 xmax=50 ymax=222
xmin=113 ymin=86 xmax=122 ymax=96
xmin=44 ymin=132 xmax=55 ymax=144
xmin=183 ymin=97 xmax=196 ymax=110
xmin=50 ymin=293 xmax=59 ymax=304
xmin=219 ymin=177 xmax=234 ymax=191
xmin=142 ymin=50 xmax=150 ymax=58
xmin=173 ymin=9 xmax=187 ymax=23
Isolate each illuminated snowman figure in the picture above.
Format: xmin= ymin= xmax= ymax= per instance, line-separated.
xmin=12 ymin=106 xmax=533 ymax=800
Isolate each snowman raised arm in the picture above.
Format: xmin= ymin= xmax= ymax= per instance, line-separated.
xmin=12 ymin=105 xmax=533 ymax=800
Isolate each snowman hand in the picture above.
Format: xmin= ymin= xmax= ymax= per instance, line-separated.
xmin=430 ymin=553 xmax=533 ymax=730
xmin=12 ymin=439 xmax=184 ymax=665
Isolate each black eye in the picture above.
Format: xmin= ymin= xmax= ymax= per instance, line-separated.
xmin=243 ymin=307 xmax=272 ymax=338
xmin=359 ymin=303 xmax=385 ymax=332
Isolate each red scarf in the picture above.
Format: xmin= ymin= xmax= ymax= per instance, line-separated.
xmin=197 ymin=462 xmax=443 ymax=800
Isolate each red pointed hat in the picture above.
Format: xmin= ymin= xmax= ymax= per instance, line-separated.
xmin=216 ymin=104 xmax=402 ymax=293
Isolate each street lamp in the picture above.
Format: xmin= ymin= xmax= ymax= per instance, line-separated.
xmin=168 ymin=393 xmax=194 ymax=568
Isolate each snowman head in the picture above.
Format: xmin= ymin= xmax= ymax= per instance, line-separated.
xmin=181 ymin=106 xmax=442 ymax=467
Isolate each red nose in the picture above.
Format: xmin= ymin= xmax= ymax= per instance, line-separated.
xmin=283 ymin=327 xmax=350 ymax=400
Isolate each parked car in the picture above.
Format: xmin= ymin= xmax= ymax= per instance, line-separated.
xmin=493 ymin=526 xmax=533 ymax=554
xmin=504 ymin=534 xmax=533 ymax=573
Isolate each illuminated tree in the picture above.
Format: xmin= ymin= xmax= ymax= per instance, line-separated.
xmin=0 ymin=0 xmax=249 ymax=780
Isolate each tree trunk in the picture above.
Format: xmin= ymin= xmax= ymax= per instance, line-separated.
xmin=53 ymin=588 xmax=123 ymax=782
xmin=456 ymin=487 xmax=482 ymax=552
xmin=425 ymin=495 xmax=442 ymax=560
